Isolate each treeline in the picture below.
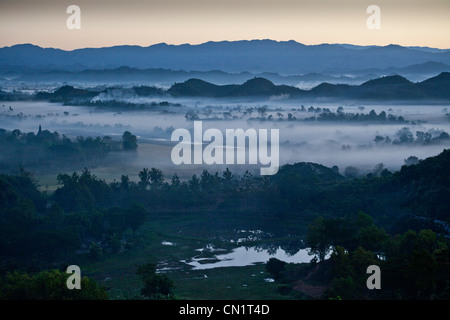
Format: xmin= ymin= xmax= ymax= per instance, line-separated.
xmin=0 ymin=269 xmax=108 ymax=300
xmin=0 ymin=171 xmax=148 ymax=268
xmin=34 ymin=85 xmax=166 ymax=106
xmin=304 ymin=109 xmax=405 ymax=123
xmin=374 ymin=127 xmax=450 ymax=146
xmin=185 ymin=107 xmax=408 ymax=123
xmin=85 ymin=100 xmax=180 ymax=109
xmin=0 ymin=128 xmax=137 ymax=173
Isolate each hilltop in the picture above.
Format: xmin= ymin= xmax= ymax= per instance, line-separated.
xmin=9 ymin=72 xmax=446 ymax=103
xmin=166 ymin=73 xmax=450 ymax=100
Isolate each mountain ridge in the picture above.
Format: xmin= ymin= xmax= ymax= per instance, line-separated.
xmin=3 ymin=61 xmax=450 ymax=89
xmin=19 ymin=72 xmax=448 ymax=102
xmin=1 ymin=40 xmax=450 ymax=74
xmin=167 ymin=72 xmax=450 ymax=100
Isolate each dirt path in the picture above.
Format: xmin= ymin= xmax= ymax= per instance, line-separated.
xmin=292 ymin=264 xmax=326 ymax=299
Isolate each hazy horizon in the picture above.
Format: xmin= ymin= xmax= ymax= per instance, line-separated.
xmin=2 ymin=39 xmax=449 ymax=51
xmin=1 ymin=0 xmax=449 ymax=50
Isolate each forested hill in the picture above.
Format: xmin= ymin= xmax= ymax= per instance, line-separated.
xmin=395 ymin=148 xmax=450 ymax=220
xmin=262 ymin=149 xmax=450 ymax=230
xmin=167 ymin=72 xmax=450 ymax=99
xmin=2 ymin=73 xmax=449 ymax=103
xmin=167 ymin=77 xmax=305 ymax=98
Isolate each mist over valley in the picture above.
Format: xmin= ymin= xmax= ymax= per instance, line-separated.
xmin=1 ymin=39 xmax=450 ymax=301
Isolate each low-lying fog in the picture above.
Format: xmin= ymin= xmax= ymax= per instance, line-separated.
xmin=1 ymin=98 xmax=449 ymax=180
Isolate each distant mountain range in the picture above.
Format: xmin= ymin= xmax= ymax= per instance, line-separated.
xmin=1 ymin=40 xmax=450 ymax=75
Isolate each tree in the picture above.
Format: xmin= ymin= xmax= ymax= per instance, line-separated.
xmin=356 ymin=225 xmax=388 ymax=252
xmin=136 ymin=263 xmax=174 ymax=299
xmin=415 ymin=131 xmax=432 ymax=144
xmin=374 ymin=135 xmax=385 ymax=144
xmin=120 ymin=175 xmax=130 ymax=190
xmin=223 ymin=111 xmax=232 ymax=120
xmin=89 ymin=241 xmax=103 ymax=260
xmin=306 ymin=216 xmax=332 ymax=261
xmin=189 ymin=174 xmax=200 ymax=192
xmin=45 ymin=203 xmax=64 ymax=227
xmin=149 ymin=168 xmax=164 ymax=187
xmin=373 ymin=163 xmax=385 ymax=176
xmin=344 ymin=166 xmax=359 ymax=178
xmin=266 ymin=258 xmax=286 ymax=279
xmin=368 ymin=109 xmax=377 ymax=120
xmin=404 ymin=156 xmax=419 ymax=166
xmin=171 ymin=174 xmax=181 ymax=188
xmin=138 ymin=168 xmax=150 ymax=190
xmin=127 ymin=203 xmax=148 ymax=237
xmin=185 ymin=110 xmax=199 ymax=121
xmin=222 ymin=168 xmax=233 ymax=181
xmin=106 ymin=233 xmax=122 ymax=253
xmin=200 ymin=169 xmax=217 ymax=193
xmin=122 ymin=131 xmax=137 ymax=151
xmin=395 ymin=127 xmax=414 ymax=144
xmin=257 ymin=106 xmax=267 ymax=118
xmin=380 ymin=168 xmax=392 ymax=177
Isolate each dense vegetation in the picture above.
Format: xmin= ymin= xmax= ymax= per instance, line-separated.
xmin=373 ymin=127 xmax=450 ymax=146
xmin=169 ymin=73 xmax=450 ymax=100
xmin=0 ymin=269 xmax=108 ymax=300
xmin=34 ymin=85 xmax=166 ymax=106
xmin=0 ymin=128 xmax=137 ymax=173
xmin=267 ymin=213 xmax=450 ymax=299
xmin=184 ymin=106 xmax=410 ymax=123
xmin=0 ymin=148 xmax=449 ymax=299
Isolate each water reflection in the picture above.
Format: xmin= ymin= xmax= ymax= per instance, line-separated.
xmin=184 ymin=246 xmax=318 ymax=270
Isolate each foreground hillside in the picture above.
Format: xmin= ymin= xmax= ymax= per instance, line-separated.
xmin=0 ymin=148 xmax=449 ymax=299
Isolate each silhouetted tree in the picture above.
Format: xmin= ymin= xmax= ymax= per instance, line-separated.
xmin=122 ymin=131 xmax=137 ymax=151
xmin=266 ymin=258 xmax=286 ymax=279
xmin=344 ymin=166 xmax=359 ymax=178
xmin=127 ymin=203 xmax=148 ymax=237
xmin=138 ymin=168 xmax=150 ymax=190
xmin=120 ymin=175 xmax=130 ymax=190
xmin=137 ymin=263 xmax=174 ymax=300
xmin=404 ymin=156 xmax=419 ymax=166
xmin=149 ymin=168 xmax=164 ymax=187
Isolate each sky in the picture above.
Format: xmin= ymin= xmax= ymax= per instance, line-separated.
xmin=0 ymin=0 xmax=449 ymax=50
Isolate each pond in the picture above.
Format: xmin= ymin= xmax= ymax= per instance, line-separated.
xmin=183 ymin=245 xmax=321 ymax=270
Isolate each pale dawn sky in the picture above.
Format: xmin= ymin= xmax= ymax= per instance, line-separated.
xmin=0 ymin=0 xmax=449 ymax=50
